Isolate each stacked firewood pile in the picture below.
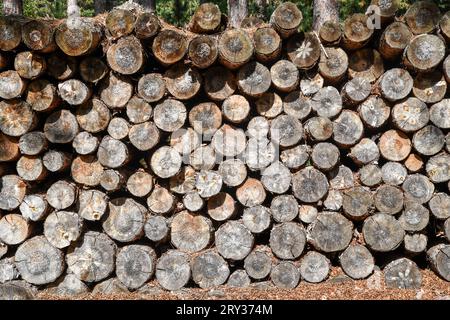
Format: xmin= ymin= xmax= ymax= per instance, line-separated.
xmin=0 ymin=0 xmax=449 ymax=295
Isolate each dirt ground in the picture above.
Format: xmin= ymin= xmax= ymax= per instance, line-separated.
xmin=37 ymin=268 xmax=450 ymax=300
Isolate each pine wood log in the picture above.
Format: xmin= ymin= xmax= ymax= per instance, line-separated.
xmin=287 ymin=32 xmax=321 ymax=70
xmin=150 ymin=146 xmax=182 ymax=179
xmin=189 ymin=102 xmax=222 ymax=139
xmin=154 ymin=99 xmax=186 ymax=133
xmin=44 ymin=210 xmax=83 ymax=249
xmin=429 ymin=193 xmax=450 ymax=220
xmin=426 ymin=152 xmax=450 ymax=183
xmin=359 ymin=164 xmax=382 ymax=187
xmin=392 ymin=97 xmax=429 ymax=133
xmin=332 ymin=110 xmax=363 ymax=148
xmin=135 ymin=12 xmax=160 ymax=39
xmin=405 ymin=35 xmax=446 ymax=72
xmin=404 ymin=153 xmax=424 ymax=173
xmin=348 ymin=49 xmax=384 ymax=83
xmin=292 ymin=167 xmax=329 ymax=203
xmin=43 ymin=109 xmax=79 ymax=144
xmin=25 ymin=79 xmax=59 ymax=113
xmin=116 ymin=245 xmax=156 ymax=290
xmin=282 ymin=91 xmax=311 ymax=120
xmin=244 ymin=137 xmax=276 ymax=171
xmin=412 ymin=125 xmax=445 ymax=156
xmin=55 ymin=18 xmax=101 ymax=56
xmin=402 ymin=174 xmax=434 ymax=205
xmin=0 ymin=175 xmax=26 ymax=211
xmin=342 ymin=77 xmax=371 ymax=106
xmin=236 ymin=178 xmax=266 ymax=207
xmin=144 ymin=215 xmax=169 ymax=242
xmin=261 ymin=161 xmax=291 ymax=194
xmin=43 ymin=150 xmax=72 ymax=173
xmin=363 ymin=213 xmax=405 ymax=252
xmin=222 ymin=95 xmax=250 ymax=124
xmin=72 ymin=131 xmax=99 ymax=155
xmin=46 ymin=53 xmax=77 ymax=80
xmin=194 ymin=170 xmax=222 ymax=198
xmin=342 ymin=186 xmax=373 ymax=221
xmin=342 ymin=13 xmax=374 ymax=50
xmin=253 ymin=27 xmax=281 ymax=63
xmin=16 ymin=155 xmax=46 ymax=181
xmin=247 ymin=116 xmax=269 ymax=140
xmin=270 ymin=195 xmax=298 ymax=223
xmin=182 ymin=191 xmax=204 ymax=212
xmin=349 ymin=138 xmax=379 ymax=165
xmin=126 ymin=96 xmax=152 ymax=124
xmin=15 ymin=236 xmax=64 ymax=285
xmin=0 ymin=71 xmax=26 ymax=100
xmin=188 ymin=35 xmax=218 ymax=69
xmin=384 ymin=258 xmax=422 ymax=289
xmin=370 ymin=0 xmax=398 ymax=24
xmin=106 ymin=9 xmax=135 ymax=39
xmin=404 ymin=233 xmax=427 ymax=255
xmin=46 ymin=180 xmax=77 ymax=210
xmin=191 ymin=250 xmax=230 ymax=289
xmin=0 ymin=214 xmax=31 ymax=245
xmin=0 ymin=52 xmax=8 ymax=71
xmin=189 ymin=145 xmax=215 ymax=171
xmin=152 ymin=29 xmax=188 ymax=66
xmin=427 ymin=244 xmax=450 ymax=281
xmin=440 ymin=11 xmax=450 ymax=42
xmin=78 ymin=189 xmax=108 ymax=221
xmin=309 ymin=212 xmax=353 ymax=253
xmin=79 ymin=56 xmax=108 ymax=84
xmin=243 ymin=205 xmax=271 ymax=234
xmin=206 ymin=192 xmax=235 ymax=221
xmin=155 ymin=250 xmax=191 ymax=291
xmin=311 ymin=142 xmax=340 ymax=171
xmin=270 ymin=222 xmax=306 ymax=259
xmin=217 ymin=159 xmax=246 ymax=188
xmin=379 ymin=22 xmax=412 ymax=60
xmin=270 ymin=114 xmax=303 ymax=147
xmin=311 ymin=86 xmax=342 ymax=119
xmin=398 ymin=201 xmax=429 ymax=232
xmin=319 ymin=20 xmax=342 ymax=45
xmin=58 ymin=79 xmax=92 ymax=106
xmin=0 ymin=16 xmax=22 ymax=51
xmin=379 ymin=130 xmax=411 ymax=162
xmin=71 ymin=155 xmax=103 ymax=186
xmin=237 ymin=61 xmax=271 ymax=98
xmin=271 ymin=261 xmax=300 ymax=289
xmin=99 ymin=72 xmax=133 ymax=109
xmin=404 ymin=0 xmax=441 ymax=34
xmin=304 ymin=116 xmax=332 ymax=142
xmin=127 ymin=170 xmax=153 ymax=198
xmin=255 ymin=92 xmax=282 ymax=119
xmin=92 ymin=277 xmax=129 ymax=294
xmin=280 ymin=145 xmax=309 ymax=170
xmin=430 ymin=99 xmax=450 ymax=129
xmin=318 ymin=48 xmax=348 ymax=84
xmin=299 ymin=251 xmax=330 ymax=283
xmin=137 ymin=73 xmax=166 ymax=103
xmin=297 ymin=205 xmax=318 ymax=224
xmin=218 ymin=29 xmax=254 ymax=70
xmin=164 ymin=64 xmax=202 ymax=100
xmin=107 ymin=117 xmax=130 ymax=140
xmin=339 ymin=244 xmax=374 ymax=279
xmin=204 ymin=66 xmax=236 ymax=101
xmin=358 ymin=96 xmax=390 ymax=129
xmin=211 ymin=124 xmax=246 ymax=158
xmin=189 ymin=3 xmax=221 ymax=33
xmin=147 ymin=186 xmax=175 ymax=215
xmin=99 ymin=168 xmax=125 ymax=191
xmin=66 ymin=231 xmax=117 ymax=283
xmin=20 ymin=194 xmax=49 ymax=221
xmin=171 ymin=211 xmax=212 ymax=253
xmin=381 ymin=162 xmax=407 ymax=186
xmin=413 ymin=71 xmax=447 ymax=105
xmin=374 ymin=184 xmax=403 ymax=214
xmin=18 ymin=131 xmax=47 ymax=156
xmin=107 ymin=36 xmax=144 ymax=75
xmin=129 ymin=121 xmax=160 ymax=152
xmin=270 ymin=1 xmax=302 ymax=38
xmin=14 ymin=51 xmax=46 ymax=80
xmin=300 ymin=71 xmax=324 ymax=96
xmin=215 ymin=220 xmax=254 ymax=261
xmin=380 ymin=68 xmax=413 ymax=102
xmin=241 ymin=16 xmax=264 ymax=28
xmin=270 ymin=60 xmax=298 ymax=93
xmin=244 ymin=246 xmax=272 ymax=280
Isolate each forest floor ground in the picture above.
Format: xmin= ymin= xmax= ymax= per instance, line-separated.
xmin=37 ymin=268 xmax=450 ymax=300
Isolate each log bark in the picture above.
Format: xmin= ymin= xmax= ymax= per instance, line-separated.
xmin=363 ymin=213 xmax=405 ymax=252
xmin=299 ymin=251 xmax=330 ymax=283
xmin=78 ymin=189 xmax=108 ymax=221
xmin=339 ymin=244 xmax=374 ymax=279
xmin=55 ymin=18 xmax=101 ymax=56
xmin=191 ymin=250 xmax=230 ymax=289
xmin=253 ymin=27 xmax=281 ymax=63
xmin=171 ymin=211 xmax=212 ymax=253
xmin=106 ymin=9 xmax=136 ymax=39
xmin=404 ymin=1 xmax=441 ymax=34
xmin=135 ymin=12 xmax=160 ymax=39
xmin=204 ymin=66 xmax=236 ymax=101
xmin=14 ymin=51 xmax=46 ymax=80
xmin=271 ymin=261 xmax=300 ymax=289
xmin=44 ymin=211 xmax=83 ymax=249
xmin=20 ymin=194 xmax=49 ymax=221
xmin=190 ymin=3 xmax=221 ymax=33
xmin=58 ymin=79 xmax=92 ymax=106
xmin=270 ymin=1 xmax=302 ymax=38
xmin=116 ymin=245 xmax=156 ymax=290
xmin=0 ymin=70 xmax=27 ymax=100
xmin=309 ymin=212 xmax=353 ymax=253
xmin=147 ymin=186 xmax=175 ymax=215
xmin=207 ymin=192 xmax=236 ymax=221
xmin=270 ymin=222 xmax=306 ymax=259
xmin=412 ymin=125 xmax=445 ymax=156
xmin=215 ymin=220 xmax=254 ymax=260
xmin=243 ymin=205 xmax=271 ymax=234
xmin=342 ymin=14 xmax=374 ymax=50
xmin=155 ymin=250 xmax=191 ymax=291
xmin=46 ymin=180 xmax=77 ymax=210
xmin=99 ymin=72 xmax=134 ymax=109
xmin=0 ymin=214 xmax=31 ymax=245
xmin=379 ymin=22 xmax=412 ymax=60
xmin=405 ymin=35 xmax=446 ymax=72
xmin=188 ymin=35 xmax=218 ymax=69
xmin=244 ymin=246 xmax=272 ymax=280
xmin=152 ymin=29 xmax=188 ymax=66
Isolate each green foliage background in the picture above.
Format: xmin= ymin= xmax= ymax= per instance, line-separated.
xmin=1 ymin=0 xmax=449 ymax=30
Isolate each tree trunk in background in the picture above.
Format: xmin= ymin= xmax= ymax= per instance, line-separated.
xmin=138 ymin=0 xmax=156 ymax=12
xmin=312 ymin=0 xmax=339 ymax=32
xmin=228 ymin=0 xmax=248 ymax=28
xmin=3 ymin=0 xmax=23 ymax=15
xmin=95 ymin=0 xmax=108 ymax=14
xmin=67 ymin=0 xmax=80 ymax=18
xmin=254 ymin=0 xmax=267 ymax=19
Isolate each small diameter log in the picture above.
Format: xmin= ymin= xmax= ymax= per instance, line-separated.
xmin=105 ymin=9 xmax=135 ymax=39
xmin=404 ymin=234 xmax=427 ymax=255
xmin=236 ymin=178 xmax=266 ymax=207
xmin=299 ymin=205 xmax=318 ymax=224
xmin=318 ymin=48 xmax=348 ymax=84
xmin=237 ymin=61 xmax=271 ymax=98
xmin=412 ymin=125 xmax=445 ymax=157
xmin=46 ymin=53 xmax=77 ymax=80
xmin=342 ymin=14 xmax=374 ymax=50
xmin=72 ymin=132 xmax=99 ymax=155
xmin=26 ymin=79 xmax=59 ymax=113
xmin=171 ymin=211 xmax=212 ymax=253
xmin=342 ymin=186 xmax=373 ymax=221
xmin=379 ymin=22 xmax=412 ymax=60
xmin=79 ymin=57 xmax=108 ymax=83
xmin=135 ymin=12 xmax=160 ymax=39
xmin=360 ymin=165 xmax=381 ymax=187
xmin=126 ymin=96 xmax=152 ymax=124
xmin=402 ymin=174 xmax=434 ymax=205
xmin=127 ymin=170 xmax=153 ymax=198
xmin=441 ymin=11 xmax=450 ymax=42
xmin=78 ymin=189 xmax=108 ymax=221
xmin=379 ymin=130 xmax=411 ymax=162
xmin=398 ymin=201 xmax=429 ymax=232
xmin=253 ymin=27 xmax=281 ymax=63
xmin=247 ymin=116 xmax=269 ymax=140
xmin=55 ymin=18 xmax=101 ymax=56
xmin=329 ymin=165 xmax=355 ymax=190
xmin=204 ymin=66 xmax=236 ymax=101
xmin=218 ymin=29 xmax=254 ymax=70
xmin=426 ymin=153 xmax=450 ymax=183
xmin=144 ymin=215 xmax=169 ymax=242
xmin=0 ymin=175 xmax=26 ymax=211
xmin=44 ymin=211 xmax=83 ymax=249
xmin=304 ymin=116 xmax=333 ymax=142
xmin=413 ymin=71 xmax=447 ymax=104
xmin=207 ymin=192 xmax=236 ymax=221
xmin=190 ymin=3 xmax=221 ymax=34
xmin=147 ymin=186 xmax=175 ymax=215
xmin=66 ymin=231 xmax=117 ymax=283
xmin=374 ymin=184 xmax=403 ymax=214
xmin=107 ymin=36 xmax=144 ymax=75
xmin=103 ymin=198 xmax=146 ymax=243
xmin=332 ymin=110 xmax=364 ymax=148
xmin=261 ymin=161 xmax=291 ymax=194
xmin=392 ymin=97 xmax=429 ymax=133
xmin=46 ymin=180 xmax=77 ymax=210
xmin=15 ymin=236 xmax=64 ymax=285
xmin=19 ymin=131 xmax=47 ymax=156
xmin=44 ymin=109 xmax=79 ymax=144
xmin=358 ymin=96 xmax=390 ymax=130
xmin=191 ymin=250 xmax=230 ymax=289
xmin=195 ymin=170 xmax=223 ymax=198
xmin=129 ymin=122 xmax=160 ymax=152
xmin=311 ymin=142 xmax=340 ymax=171
xmin=370 ymin=0 xmax=398 ymax=24
xmin=155 ymin=250 xmax=191 ymax=291
xmin=189 ymin=102 xmax=222 ymax=139
xmin=283 ymin=91 xmax=311 ymax=121
xmin=43 ymin=150 xmax=71 ymax=173
xmin=0 ymin=71 xmax=26 ymax=100
xmin=280 ymin=145 xmax=310 ymax=170
xmin=137 ymin=73 xmax=165 ymax=103
xmin=183 ymin=192 xmax=204 ymax=212
xmin=99 ymin=72 xmax=133 ymax=109
xmin=222 ymin=95 xmax=250 ymax=124
xmin=427 ymin=244 xmax=450 ymax=281
xmin=0 ymin=214 xmax=31 ymax=245
xmin=152 ymin=29 xmax=188 ymax=66
xmin=299 ymin=251 xmax=330 ymax=283
xmin=100 ymin=168 xmax=125 ymax=191
xmin=256 ymin=92 xmax=283 ymax=119
xmin=14 ymin=51 xmax=46 ymax=80
xmin=107 ymin=118 xmax=130 ymax=140
xmin=154 ymin=99 xmax=186 ymax=133
xmin=97 ymin=136 xmax=129 ymax=169
xmin=292 ymin=167 xmax=329 ymax=203
xmin=301 ymin=71 xmax=324 ymax=96
xmin=404 ymin=154 xmax=424 ymax=173
xmin=339 ymin=245 xmax=374 ymax=279
xmin=270 ymin=2 xmax=302 ymax=38
xmin=429 ymin=193 xmax=450 ymax=220
xmin=243 ymin=205 xmax=271 ymax=234
xmin=445 ymin=56 xmax=450 ymax=83
xmin=380 ymin=68 xmax=413 ymax=102
xmin=215 ymin=220 xmax=254 ymax=261
xmin=348 ymin=49 xmax=384 ymax=82
xmin=217 ymin=159 xmax=246 ymax=187
xmin=270 ymin=222 xmax=306 ymax=259
xmin=342 ymin=77 xmax=371 ymax=105
xmin=16 ymin=155 xmax=47 ymax=181
xmin=244 ymin=246 xmax=272 ymax=280
xmin=188 ymin=35 xmax=218 ymax=69
xmin=381 ymin=162 xmax=407 ymax=186
xmin=384 ymin=258 xmax=422 ymax=289
xmin=244 ymin=138 xmax=276 ymax=171
xmin=0 ymin=17 xmax=22 ymax=51
xmin=270 ymin=114 xmax=303 ymax=147
xmin=150 ymin=146 xmax=182 ymax=179
xmin=271 ymin=195 xmax=298 ymax=223
xmin=404 ymin=1 xmax=441 ymax=34
xmin=271 ymin=60 xmax=299 ymax=93
xmin=20 ymin=194 xmax=49 ymax=221
xmin=58 ymin=79 xmax=92 ymax=106
xmin=71 ymin=155 xmax=103 ymax=187
xmin=212 ymin=124 xmax=246 ymax=158
xmin=287 ymin=32 xmax=321 ymax=70
xmin=309 ymin=212 xmax=353 ymax=253
xmin=319 ymin=20 xmax=342 ymax=45
xmin=310 ymin=86 xmax=342 ymax=119
xmin=430 ymin=99 xmax=450 ymax=129
xmin=165 ymin=64 xmax=202 ymax=100
xmin=271 ymin=261 xmax=300 ymax=289
xmin=445 ymin=219 xmax=450 ymax=242
xmin=116 ymin=245 xmax=157 ymax=290
xmin=349 ymin=138 xmax=379 ymax=165
xmin=363 ymin=213 xmax=405 ymax=252
xmin=405 ymin=35 xmax=446 ymax=72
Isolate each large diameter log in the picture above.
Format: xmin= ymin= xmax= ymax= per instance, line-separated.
xmin=152 ymin=29 xmax=188 ymax=66
xmin=44 ymin=211 xmax=83 ymax=249
xmin=78 ymin=189 xmax=108 ymax=221
xmin=384 ymin=258 xmax=422 ymax=289
xmin=55 ymin=18 xmax=101 ymax=56
xmin=412 ymin=125 xmax=445 ymax=157
xmin=362 ymin=213 xmax=404 ymax=252
xmin=20 ymin=194 xmax=49 ymax=221
xmin=404 ymin=0 xmax=441 ymax=34
xmin=105 ymin=9 xmax=135 ymax=39
xmin=155 ymin=250 xmax=191 ymax=291
xmin=189 ymin=3 xmax=221 ymax=34
xmin=99 ymin=72 xmax=133 ymax=109
xmin=22 ymin=20 xmax=56 ymax=53
xmin=15 ymin=236 xmax=64 ymax=285
xmin=218 ymin=29 xmax=254 ymax=70
xmin=405 ymin=35 xmax=446 ymax=72
xmin=0 ymin=214 xmax=31 ymax=245
xmin=380 ymin=68 xmax=413 ymax=102
xmin=287 ymin=32 xmax=320 ymax=70
xmin=44 ymin=109 xmax=79 ymax=144
xmin=0 ymin=133 xmax=19 ymax=162
xmin=292 ymin=167 xmax=329 ymax=203
xmin=116 ymin=245 xmax=156 ymax=290
xmin=191 ymin=250 xmax=230 ymax=289
xmin=135 ymin=12 xmax=160 ymax=39
xmin=0 ymin=17 xmax=22 ymax=51
xmin=253 ymin=27 xmax=281 ymax=63
xmin=270 ymin=2 xmax=302 ymax=38
xmin=0 ymin=175 xmax=26 ymax=211
xmin=171 ymin=211 xmax=212 ymax=253
xmin=379 ymin=130 xmax=411 ymax=162
xmin=66 ymin=231 xmax=117 ymax=283
xmin=342 ymin=14 xmax=374 ymax=50
xmin=107 ymin=36 xmax=144 ymax=75
xmin=427 ymin=244 xmax=450 ymax=281
xmin=16 ymin=155 xmax=47 ymax=181
xmin=71 ymin=155 xmax=104 ymax=187
xmin=46 ymin=180 xmax=77 ymax=210
xmin=339 ymin=244 xmax=374 ymax=280
xmin=164 ymin=64 xmax=202 ymax=100
xmin=309 ymin=212 xmax=353 ymax=253
xmin=271 ymin=261 xmax=300 ymax=289
xmin=318 ymin=47 xmax=348 ymax=84
xmin=14 ymin=51 xmax=46 ymax=80
xmin=215 ymin=221 xmax=254 ymax=261
xmin=270 ymin=222 xmax=306 ymax=259
xmin=26 ymin=79 xmax=59 ymax=112
xmin=0 ymin=71 xmax=26 ymax=100
xmin=379 ymin=22 xmax=412 ymax=60
xmin=299 ymin=251 xmax=330 ymax=283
